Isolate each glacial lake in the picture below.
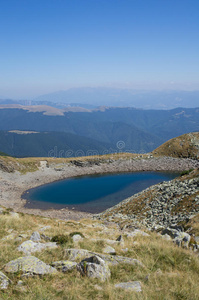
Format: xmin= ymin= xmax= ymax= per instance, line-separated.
xmin=23 ymin=172 xmax=178 ymax=213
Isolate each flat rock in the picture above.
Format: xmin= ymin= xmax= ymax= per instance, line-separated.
xmin=18 ymin=240 xmax=57 ymax=254
xmin=4 ymin=256 xmax=58 ymax=276
xmin=0 ymin=271 xmax=11 ymax=290
xmin=127 ymin=230 xmax=150 ymax=238
xmin=115 ymin=281 xmax=142 ymax=292
xmin=1 ymin=233 xmax=16 ymax=241
xmin=77 ymin=255 xmax=111 ymax=282
xmin=64 ymin=248 xmax=143 ymax=267
xmin=103 ymin=245 xmax=116 ymax=255
xmin=51 ymin=260 xmax=77 ymax=272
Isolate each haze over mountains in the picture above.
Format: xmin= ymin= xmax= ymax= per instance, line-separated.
xmin=1 ymin=88 xmax=199 ymax=110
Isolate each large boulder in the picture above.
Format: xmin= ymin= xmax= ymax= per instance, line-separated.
xmin=17 ymin=240 xmax=57 ymax=254
xmin=77 ymin=255 xmax=111 ymax=282
xmin=4 ymin=256 xmax=58 ymax=276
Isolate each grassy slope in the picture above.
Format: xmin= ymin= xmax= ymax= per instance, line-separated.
xmin=0 ymin=211 xmax=199 ymax=299
xmin=152 ymin=132 xmax=199 ymax=159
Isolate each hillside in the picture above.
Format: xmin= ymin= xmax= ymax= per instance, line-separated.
xmin=0 ymin=130 xmax=112 ymax=158
xmin=153 ymin=132 xmax=199 ymax=159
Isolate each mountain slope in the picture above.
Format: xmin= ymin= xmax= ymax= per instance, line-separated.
xmin=153 ymin=132 xmax=199 ymax=159
xmin=0 ymin=131 xmax=112 ymax=158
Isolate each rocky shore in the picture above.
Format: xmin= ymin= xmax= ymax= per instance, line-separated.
xmin=95 ymin=171 xmax=199 ymax=229
xmin=0 ymin=156 xmax=199 ymax=220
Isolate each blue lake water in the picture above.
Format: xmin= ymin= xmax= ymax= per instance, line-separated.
xmin=23 ymin=172 xmax=178 ymax=213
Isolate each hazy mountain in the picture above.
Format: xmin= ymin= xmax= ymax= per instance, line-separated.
xmin=33 ymin=88 xmax=199 ymax=109
xmin=0 ymin=106 xmax=198 ymax=157
xmin=0 ymin=131 xmax=112 ymax=158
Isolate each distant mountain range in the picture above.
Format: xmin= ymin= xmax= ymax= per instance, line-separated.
xmin=1 ymin=88 xmax=199 ymax=110
xmin=32 ymin=88 xmax=199 ymax=110
xmin=0 ymin=106 xmax=198 ymax=157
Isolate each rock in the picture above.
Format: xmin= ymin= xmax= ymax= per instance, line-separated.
xmin=103 ymin=245 xmax=116 ymax=255
xmin=0 ymin=271 xmax=11 ymax=290
xmin=64 ymin=249 xmax=91 ymax=261
xmin=16 ymin=280 xmax=27 ymax=292
xmin=51 ymin=260 xmax=77 ymax=272
xmin=30 ymin=231 xmax=41 ymax=242
xmin=17 ymin=240 xmax=57 ymax=254
xmin=39 ymin=225 xmax=51 ymax=232
xmin=9 ymin=212 xmax=19 ymax=218
xmin=115 ymin=281 xmax=142 ymax=292
xmin=173 ymin=232 xmax=191 ymax=248
xmin=64 ymin=248 xmax=144 ymax=267
xmin=40 ymin=233 xmax=51 ymax=241
xmin=116 ymin=235 xmax=124 ymax=243
xmin=161 ymin=234 xmax=172 ymax=241
xmin=77 ymin=255 xmax=111 ymax=282
xmin=2 ymin=233 xmax=16 ymax=241
xmin=4 ymin=256 xmax=58 ymax=276
xmin=0 ymin=207 xmax=5 ymax=214
xmin=72 ymin=234 xmax=83 ymax=243
xmin=127 ymin=230 xmax=150 ymax=238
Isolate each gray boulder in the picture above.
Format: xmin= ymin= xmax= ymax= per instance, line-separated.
xmin=4 ymin=256 xmax=58 ymax=276
xmin=127 ymin=230 xmax=150 ymax=238
xmin=115 ymin=281 xmax=142 ymax=292
xmin=64 ymin=248 xmax=143 ymax=267
xmin=51 ymin=261 xmax=77 ymax=272
xmin=103 ymin=245 xmax=116 ymax=255
xmin=30 ymin=231 xmax=41 ymax=242
xmin=0 ymin=271 xmax=11 ymax=290
xmin=17 ymin=240 xmax=57 ymax=254
xmin=72 ymin=234 xmax=83 ymax=243
xmin=77 ymin=255 xmax=111 ymax=282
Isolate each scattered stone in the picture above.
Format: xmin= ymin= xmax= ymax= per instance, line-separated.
xmin=77 ymin=255 xmax=111 ymax=282
xmin=72 ymin=234 xmax=83 ymax=243
xmin=161 ymin=234 xmax=172 ymax=241
xmin=4 ymin=256 xmax=58 ymax=276
xmin=2 ymin=233 xmax=16 ymax=241
xmin=64 ymin=249 xmax=91 ymax=261
xmin=30 ymin=231 xmax=41 ymax=242
xmin=127 ymin=230 xmax=150 ymax=238
xmin=64 ymin=248 xmax=144 ymax=267
xmin=116 ymin=235 xmax=124 ymax=243
xmin=9 ymin=212 xmax=19 ymax=218
xmin=17 ymin=240 xmax=57 ymax=254
xmin=103 ymin=245 xmax=116 ymax=255
xmin=51 ymin=261 xmax=77 ymax=272
xmin=39 ymin=225 xmax=51 ymax=232
xmin=115 ymin=281 xmax=142 ymax=292
xmin=0 ymin=271 xmax=11 ymax=290
xmin=0 ymin=207 xmax=5 ymax=214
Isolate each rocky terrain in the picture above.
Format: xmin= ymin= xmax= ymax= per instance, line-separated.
xmin=95 ymin=169 xmax=199 ymax=230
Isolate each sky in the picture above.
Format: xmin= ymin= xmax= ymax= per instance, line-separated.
xmin=0 ymin=0 xmax=199 ymax=99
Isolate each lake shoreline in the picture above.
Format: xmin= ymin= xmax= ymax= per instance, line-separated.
xmin=0 ymin=156 xmax=199 ymax=221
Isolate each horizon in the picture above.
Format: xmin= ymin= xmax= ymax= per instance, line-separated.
xmin=0 ymin=0 xmax=199 ymax=99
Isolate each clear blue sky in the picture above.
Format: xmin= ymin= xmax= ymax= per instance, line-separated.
xmin=0 ymin=0 xmax=199 ymax=98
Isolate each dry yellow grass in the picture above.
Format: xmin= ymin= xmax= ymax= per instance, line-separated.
xmin=0 ymin=211 xmax=199 ymax=299
xmin=152 ymin=132 xmax=199 ymax=159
